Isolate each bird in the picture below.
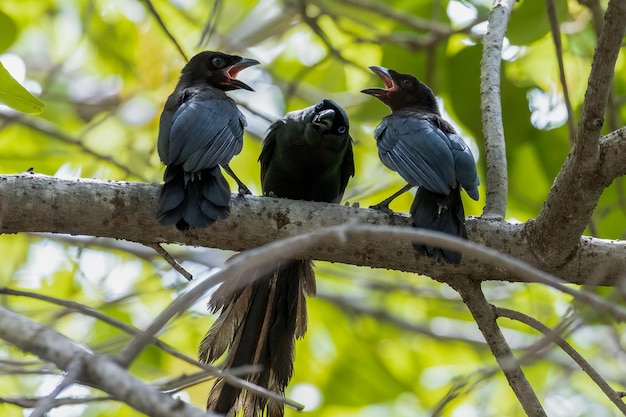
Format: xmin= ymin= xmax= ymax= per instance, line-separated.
xmin=156 ymin=51 xmax=259 ymax=231
xmin=361 ymin=66 xmax=479 ymax=264
xmin=199 ymin=99 xmax=354 ymax=417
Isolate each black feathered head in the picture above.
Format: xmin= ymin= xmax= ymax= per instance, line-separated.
xmin=180 ymin=51 xmax=260 ymax=91
xmin=361 ymin=66 xmax=439 ymax=113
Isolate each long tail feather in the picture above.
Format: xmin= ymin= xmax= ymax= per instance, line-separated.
xmin=157 ymin=165 xmax=230 ymax=231
xmin=410 ymin=186 xmax=467 ymax=264
xmin=199 ymin=260 xmax=316 ymax=417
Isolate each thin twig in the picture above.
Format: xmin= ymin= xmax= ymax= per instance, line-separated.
xmin=147 ymin=243 xmax=193 ymax=281
xmin=142 ymin=0 xmax=188 ymax=61
xmin=0 ymin=114 xmax=145 ymax=180
xmin=497 ymin=307 xmax=626 ymax=414
xmin=0 ymin=395 xmax=112 ymax=409
xmin=545 ymin=0 xmax=576 ymax=144
xmin=323 ymin=0 xmax=451 ymax=34
xmin=198 ymin=0 xmax=223 ymax=47
xmin=29 ymin=359 xmax=82 ymax=417
xmin=318 ymin=292 xmax=489 ymax=347
xmin=480 ymin=0 xmax=515 ymax=219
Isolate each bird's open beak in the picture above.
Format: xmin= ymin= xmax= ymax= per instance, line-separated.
xmin=312 ymin=109 xmax=336 ymax=133
xmin=361 ymin=66 xmax=394 ymax=96
xmin=226 ymin=57 xmax=260 ymax=91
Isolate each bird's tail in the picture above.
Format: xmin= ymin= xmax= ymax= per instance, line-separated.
xmin=199 ymin=259 xmax=316 ymax=417
xmin=410 ymin=186 xmax=467 ymax=264
xmin=157 ymin=165 xmax=230 ymax=231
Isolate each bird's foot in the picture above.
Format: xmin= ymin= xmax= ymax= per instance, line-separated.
xmin=369 ymin=201 xmax=394 ymax=214
xmin=237 ymin=184 xmax=252 ymax=198
xmin=344 ymin=201 xmax=360 ymax=208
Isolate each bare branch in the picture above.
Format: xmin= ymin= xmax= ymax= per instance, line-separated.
xmin=142 ymin=0 xmax=189 ymax=61
xmin=0 ymin=114 xmax=147 ymax=181
xmin=545 ymin=0 xmax=576 ymax=143
xmin=1 ymin=174 xmax=626 ymax=286
xmin=575 ymin=0 xmax=626 ymax=159
xmin=30 ymin=360 xmax=82 ymax=417
xmin=147 ymin=243 xmax=194 ymax=281
xmin=497 ymin=307 xmax=626 ymax=414
xmin=0 ymin=306 xmax=217 ymax=417
xmin=450 ymin=278 xmax=547 ymax=417
xmin=600 ymin=127 xmax=626 ymax=182
xmin=480 ymin=0 xmax=515 ymax=219
xmin=321 ymin=0 xmax=452 ymax=34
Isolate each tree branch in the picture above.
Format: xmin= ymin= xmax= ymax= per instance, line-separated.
xmin=528 ymin=0 xmax=626 ymax=266
xmin=545 ymin=0 xmax=576 ymax=144
xmin=1 ymin=174 xmax=626 ymax=285
xmin=497 ymin=307 xmax=626 ymax=414
xmin=600 ymin=127 xmax=626 ymax=183
xmin=450 ymin=278 xmax=547 ymax=417
xmin=0 ymin=305 xmax=216 ymax=417
xmin=480 ymin=0 xmax=515 ymax=219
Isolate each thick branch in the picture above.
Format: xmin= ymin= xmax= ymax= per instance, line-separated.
xmin=1 ymin=174 xmax=625 ymax=285
xmin=480 ymin=0 xmax=514 ymax=219
xmin=0 ymin=306 xmax=214 ymax=417
xmin=575 ymin=0 xmax=626 ymax=160
xmin=600 ymin=127 xmax=626 ymax=182
xmin=528 ymin=0 xmax=626 ymax=266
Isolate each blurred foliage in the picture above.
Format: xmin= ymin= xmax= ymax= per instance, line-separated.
xmin=0 ymin=0 xmax=625 ymax=416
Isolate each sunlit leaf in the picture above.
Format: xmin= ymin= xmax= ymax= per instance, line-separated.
xmin=0 ymin=61 xmax=44 ymax=114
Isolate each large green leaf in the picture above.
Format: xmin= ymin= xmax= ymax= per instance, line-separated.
xmin=0 ymin=61 xmax=44 ymax=114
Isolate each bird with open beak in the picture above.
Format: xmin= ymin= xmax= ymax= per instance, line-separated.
xmin=362 ymin=66 xmax=479 ymax=263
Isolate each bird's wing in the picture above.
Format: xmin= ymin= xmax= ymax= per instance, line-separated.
xmin=338 ymin=137 xmax=355 ymax=201
xmin=258 ymin=119 xmax=284 ymax=186
xmin=161 ymin=88 xmax=246 ymax=172
xmin=375 ymin=114 xmax=456 ymax=195
xmin=448 ymin=133 xmax=480 ymax=201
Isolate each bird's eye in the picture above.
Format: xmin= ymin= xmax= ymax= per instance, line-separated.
xmin=400 ymin=78 xmax=414 ymax=89
xmin=211 ymin=56 xmax=226 ymax=69
xmin=337 ymin=126 xmax=347 ymax=134
xmin=315 ymin=102 xmax=325 ymax=111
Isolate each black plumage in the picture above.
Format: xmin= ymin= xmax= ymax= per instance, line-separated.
xmin=156 ymin=51 xmax=259 ymax=231
xmin=362 ymin=66 xmax=479 ymax=263
xmin=199 ymin=99 xmax=354 ymax=417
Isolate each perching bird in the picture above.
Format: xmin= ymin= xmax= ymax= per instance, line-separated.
xmin=156 ymin=51 xmax=259 ymax=231
xmin=199 ymin=99 xmax=354 ymax=417
xmin=362 ymin=66 xmax=479 ymax=264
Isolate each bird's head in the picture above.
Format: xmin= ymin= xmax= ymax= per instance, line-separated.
xmin=181 ymin=51 xmax=260 ymax=91
xmin=309 ymin=99 xmax=349 ymax=136
xmin=361 ymin=66 xmax=439 ymax=113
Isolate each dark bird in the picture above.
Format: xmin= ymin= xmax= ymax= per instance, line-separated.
xmin=199 ymin=99 xmax=354 ymax=417
xmin=156 ymin=51 xmax=259 ymax=231
xmin=362 ymin=66 xmax=479 ymax=264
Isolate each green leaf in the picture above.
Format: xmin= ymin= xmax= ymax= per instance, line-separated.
xmin=0 ymin=61 xmax=44 ymax=114
xmin=507 ymin=0 xmax=569 ymax=45
xmin=0 ymin=9 xmax=16 ymax=53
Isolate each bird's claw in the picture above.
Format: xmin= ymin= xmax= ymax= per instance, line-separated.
xmin=237 ymin=185 xmax=252 ymax=198
xmin=344 ymin=201 xmax=360 ymax=208
xmin=369 ymin=202 xmax=394 ymax=214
